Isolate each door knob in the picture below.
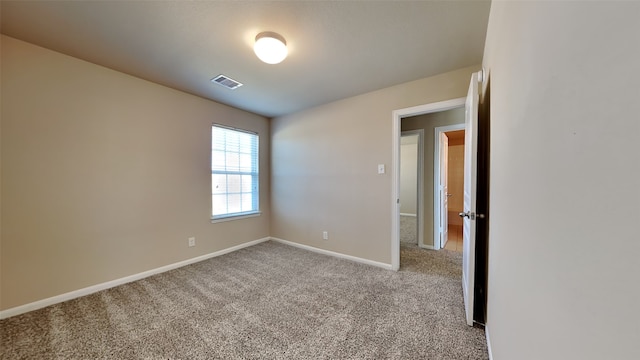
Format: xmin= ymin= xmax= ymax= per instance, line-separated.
xmin=459 ymin=212 xmax=485 ymax=220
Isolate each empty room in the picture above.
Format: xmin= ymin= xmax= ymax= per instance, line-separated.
xmin=1 ymin=1 xmax=639 ymax=359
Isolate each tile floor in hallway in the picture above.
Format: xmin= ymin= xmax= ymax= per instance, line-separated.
xmin=444 ymin=224 xmax=463 ymax=252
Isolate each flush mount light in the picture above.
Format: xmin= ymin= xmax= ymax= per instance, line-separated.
xmin=254 ymin=31 xmax=288 ymax=64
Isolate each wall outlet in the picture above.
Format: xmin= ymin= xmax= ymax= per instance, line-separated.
xmin=188 ymin=237 xmax=196 ymax=247
xmin=322 ymin=231 xmax=328 ymax=240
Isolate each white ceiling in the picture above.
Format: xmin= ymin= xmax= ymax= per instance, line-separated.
xmin=0 ymin=0 xmax=491 ymax=118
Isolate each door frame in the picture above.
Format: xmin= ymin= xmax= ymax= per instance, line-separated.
xmin=433 ymin=124 xmax=465 ymax=250
xmin=400 ymin=130 xmax=425 ymax=248
xmin=391 ymin=97 xmax=466 ymax=271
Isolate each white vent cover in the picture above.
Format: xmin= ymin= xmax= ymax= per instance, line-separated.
xmin=211 ymin=74 xmax=243 ymax=90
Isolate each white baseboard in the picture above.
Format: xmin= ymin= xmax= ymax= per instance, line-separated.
xmin=419 ymin=243 xmax=436 ymax=250
xmin=486 ymin=325 xmax=494 ymax=360
xmin=0 ymin=237 xmax=270 ymax=320
xmin=400 ymin=213 xmax=417 ymax=217
xmin=270 ymin=237 xmax=393 ymax=270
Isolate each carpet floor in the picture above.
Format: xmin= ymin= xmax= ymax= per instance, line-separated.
xmin=0 ymin=241 xmax=488 ymax=359
xmin=400 ymin=215 xmax=417 ymax=245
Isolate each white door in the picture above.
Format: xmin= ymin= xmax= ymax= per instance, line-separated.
xmin=439 ymin=133 xmax=449 ymax=249
xmin=462 ymin=71 xmax=480 ymax=326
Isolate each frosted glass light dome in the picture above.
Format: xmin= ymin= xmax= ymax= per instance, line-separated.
xmin=254 ymin=32 xmax=288 ymax=64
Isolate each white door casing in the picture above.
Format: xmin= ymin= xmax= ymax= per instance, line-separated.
xmin=462 ymin=70 xmax=481 ymax=326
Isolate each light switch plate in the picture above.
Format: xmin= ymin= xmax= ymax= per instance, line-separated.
xmin=378 ymin=164 xmax=385 ymax=174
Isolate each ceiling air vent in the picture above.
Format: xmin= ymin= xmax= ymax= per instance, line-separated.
xmin=211 ymin=74 xmax=243 ymax=90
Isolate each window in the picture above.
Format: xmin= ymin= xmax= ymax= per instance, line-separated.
xmin=211 ymin=125 xmax=259 ymax=220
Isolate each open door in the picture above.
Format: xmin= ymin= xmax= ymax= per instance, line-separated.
xmin=439 ymin=133 xmax=449 ymax=249
xmin=461 ymin=70 xmax=482 ymax=326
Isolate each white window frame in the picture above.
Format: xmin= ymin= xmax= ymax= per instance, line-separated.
xmin=211 ymin=124 xmax=260 ymax=222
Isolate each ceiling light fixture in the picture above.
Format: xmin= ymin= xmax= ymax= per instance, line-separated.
xmin=254 ymin=31 xmax=288 ymax=64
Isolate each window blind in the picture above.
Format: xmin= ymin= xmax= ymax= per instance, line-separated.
xmin=211 ymin=125 xmax=259 ymax=219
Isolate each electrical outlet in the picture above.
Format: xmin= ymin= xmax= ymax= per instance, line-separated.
xmin=322 ymin=231 xmax=328 ymax=240
xmin=188 ymin=237 xmax=196 ymax=247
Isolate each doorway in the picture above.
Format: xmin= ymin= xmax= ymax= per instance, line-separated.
xmin=444 ymin=129 xmax=466 ymax=252
xmin=400 ymin=130 xmax=424 ymax=248
xmin=392 ymin=70 xmax=487 ymax=326
xmin=434 ymin=126 xmax=465 ymax=252
xmin=391 ymin=98 xmax=466 ymax=271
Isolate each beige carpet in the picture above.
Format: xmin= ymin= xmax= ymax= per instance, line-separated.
xmin=0 ymin=241 xmax=488 ymax=359
xmin=400 ymin=215 xmax=417 ymax=245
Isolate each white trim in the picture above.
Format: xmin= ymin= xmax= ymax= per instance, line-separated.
xmin=418 ymin=244 xmax=436 ymax=250
xmin=433 ymin=123 xmax=465 ymax=250
xmin=393 ymin=98 xmax=468 ymax=118
xmin=401 ymin=129 xmax=425 ymax=249
xmin=0 ymin=237 xmax=270 ymax=320
xmin=392 ymin=98 xmax=466 ymax=270
xmin=270 ymin=237 xmax=393 ymax=270
xmin=400 ymin=213 xmax=417 ymax=217
xmin=486 ymin=325 xmax=494 ymax=360
xmin=210 ymin=211 xmax=261 ymax=223
xmin=392 ymin=107 xmax=401 ymax=271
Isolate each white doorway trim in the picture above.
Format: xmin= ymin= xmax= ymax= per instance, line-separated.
xmin=391 ymin=97 xmax=466 ymax=271
xmin=433 ymin=124 xmax=465 ymax=250
xmin=400 ymin=130 xmax=425 ymax=248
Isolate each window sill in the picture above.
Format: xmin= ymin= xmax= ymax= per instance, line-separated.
xmin=211 ymin=212 xmax=261 ymax=223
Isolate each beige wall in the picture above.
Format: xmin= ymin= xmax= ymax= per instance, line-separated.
xmin=401 ymin=108 xmax=464 ymax=247
xmin=400 ymin=140 xmax=418 ymax=214
xmin=271 ymin=65 xmax=478 ymax=263
xmin=0 ymin=35 xmax=271 ymax=310
xmin=482 ymin=2 xmax=640 ymax=359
